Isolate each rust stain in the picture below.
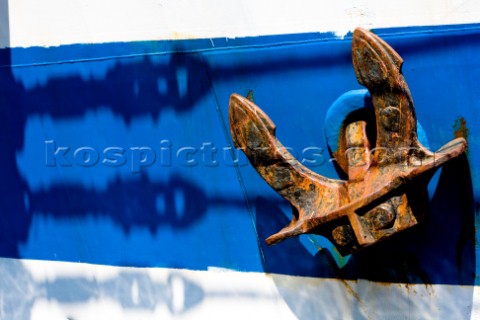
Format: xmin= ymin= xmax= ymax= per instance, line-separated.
xmin=169 ymin=32 xmax=200 ymax=40
xmin=453 ymin=117 xmax=469 ymax=155
xmin=339 ymin=279 xmax=361 ymax=302
xmin=246 ymin=90 xmax=254 ymax=102
xmin=453 ymin=117 xmax=469 ymax=139
xmin=337 ymin=279 xmax=373 ymax=320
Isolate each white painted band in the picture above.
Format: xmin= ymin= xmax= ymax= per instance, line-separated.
xmin=0 ymin=257 xmax=473 ymax=319
xmin=1 ymin=0 xmax=480 ymax=48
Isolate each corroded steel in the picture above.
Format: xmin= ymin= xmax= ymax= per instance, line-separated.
xmin=228 ymin=28 xmax=467 ymax=255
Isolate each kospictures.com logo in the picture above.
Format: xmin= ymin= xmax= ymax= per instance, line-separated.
xmin=45 ymin=139 xmax=326 ymax=173
xmin=45 ymin=139 xmax=438 ymax=173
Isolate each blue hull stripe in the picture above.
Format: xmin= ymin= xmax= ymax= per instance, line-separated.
xmin=0 ymin=24 xmax=478 ymax=285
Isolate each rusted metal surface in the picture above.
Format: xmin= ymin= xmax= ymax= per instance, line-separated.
xmin=228 ymin=28 xmax=467 ymax=255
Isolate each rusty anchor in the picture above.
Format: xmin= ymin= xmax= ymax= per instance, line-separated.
xmin=228 ymin=28 xmax=467 ymax=255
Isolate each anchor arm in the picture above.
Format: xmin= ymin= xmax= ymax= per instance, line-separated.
xmin=229 ymin=94 xmax=347 ymax=244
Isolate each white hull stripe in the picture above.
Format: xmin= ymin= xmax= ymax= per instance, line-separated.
xmin=1 ymin=0 xmax=480 ymax=48
xmin=0 ymin=257 xmax=475 ymax=319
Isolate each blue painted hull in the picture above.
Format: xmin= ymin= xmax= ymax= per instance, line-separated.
xmin=0 ymin=24 xmax=478 ymax=287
